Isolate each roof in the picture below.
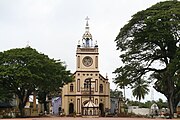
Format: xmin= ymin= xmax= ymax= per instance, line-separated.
xmin=177 ymin=101 xmax=180 ymax=107
xmin=0 ymin=102 xmax=13 ymax=108
xmin=84 ymin=100 xmax=98 ymax=108
xmin=150 ymin=103 xmax=159 ymax=110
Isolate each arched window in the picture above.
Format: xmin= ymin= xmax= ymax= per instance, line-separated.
xmin=84 ymin=80 xmax=91 ymax=89
xmin=70 ymin=84 xmax=74 ymax=92
xmin=84 ymin=82 xmax=87 ymax=88
xmin=99 ymin=84 xmax=103 ymax=93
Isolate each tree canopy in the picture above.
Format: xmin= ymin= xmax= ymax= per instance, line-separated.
xmin=110 ymin=89 xmax=123 ymax=98
xmin=114 ymin=1 xmax=180 ymax=118
xmin=0 ymin=47 xmax=73 ymax=116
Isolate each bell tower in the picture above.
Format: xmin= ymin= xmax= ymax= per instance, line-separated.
xmin=76 ymin=17 xmax=99 ymax=72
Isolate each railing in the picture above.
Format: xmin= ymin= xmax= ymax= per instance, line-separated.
xmin=77 ymin=48 xmax=98 ymax=53
xmin=81 ymin=87 xmax=94 ymax=95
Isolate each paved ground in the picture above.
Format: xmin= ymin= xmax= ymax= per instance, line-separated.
xmin=0 ymin=117 xmax=178 ymax=120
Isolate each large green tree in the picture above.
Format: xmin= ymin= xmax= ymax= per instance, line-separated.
xmin=0 ymin=47 xmax=73 ymax=117
xmin=114 ymin=1 xmax=180 ymax=118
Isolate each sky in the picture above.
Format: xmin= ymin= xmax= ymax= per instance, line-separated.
xmin=0 ymin=0 xmax=167 ymax=102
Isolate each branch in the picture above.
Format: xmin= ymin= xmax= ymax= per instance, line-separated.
xmin=138 ymin=67 xmax=167 ymax=73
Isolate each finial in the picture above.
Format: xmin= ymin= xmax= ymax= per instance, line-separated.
xmin=85 ymin=16 xmax=90 ymax=26
xmin=78 ymin=40 xmax=80 ymax=45
xmin=106 ymin=73 xmax=108 ymax=79
xmin=85 ymin=16 xmax=90 ymax=31
xmin=26 ymin=41 xmax=30 ymax=47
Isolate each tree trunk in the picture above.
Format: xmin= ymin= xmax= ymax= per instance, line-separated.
xmin=154 ymin=73 xmax=175 ymax=119
xmin=167 ymin=76 xmax=174 ymax=119
xmin=174 ymin=87 xmax=180 ymax=113
xmin=44 ymin=101 xmax=48 ymax=113
xmin=168 ymin=95 xmax=174 ymax=119
xmin=18 ymin=99 xmax=26 ymax=117
xmin=43 ymin=92 xmax=48 ymax=113
xmin=18 ymin=102 xmax=24 ymax=117
xmin=17 ymin=90 xmax=31 ymax=117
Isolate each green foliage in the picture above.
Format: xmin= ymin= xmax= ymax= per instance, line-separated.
xmin=110 ymin=89 xmax=123 ymax=98
xmin=0 ymin=47 xmax=73 ymax=116
xmin=128 ymin=99 xmax=167 ymax=108
xmin=0 ymin=83 xmax=13 ymax=102
xmin=156 ymin=98 xmax=168 ymax=109
xmin=114 ymin=0 xmax=180 ymax=117
xmin=132 ymin=79 xmax=149 ymax=101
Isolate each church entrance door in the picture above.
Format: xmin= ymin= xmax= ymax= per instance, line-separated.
xmin=69 ymin=103 xmax=74 ymax=115
xmin=99 ymin=103 xmax=104 ymax=116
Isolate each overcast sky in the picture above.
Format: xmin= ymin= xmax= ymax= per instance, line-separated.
xmin=0 ymin=0 xmax=167 ymax=102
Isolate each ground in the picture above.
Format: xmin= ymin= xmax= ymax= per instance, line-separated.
xmin=0 ymin=117 xmax=177 ymax=120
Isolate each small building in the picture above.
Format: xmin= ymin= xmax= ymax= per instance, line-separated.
xmin=150 ymin=103 xmax=159 ymax=116
xmin=52 ymin=97 xmax=61 ymax=115
xmin=110 ymin=98 xmax=118 ymax=114
xmin=110 ymin=97 xmax=125 ymax=115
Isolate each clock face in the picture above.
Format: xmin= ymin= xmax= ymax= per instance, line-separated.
xmin=83 ymin=56 xmax=93 ymax=67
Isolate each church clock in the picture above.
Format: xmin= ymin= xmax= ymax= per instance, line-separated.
xmin=82 ymin=56 xmax=93 ymax=67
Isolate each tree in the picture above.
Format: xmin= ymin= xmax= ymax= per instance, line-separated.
xmin=132 ymin=79 xmax=149 ymax=102
xmin=0 ymin=47 xmax=73 ymax=117
xmin=37 ymin=59 xmax=72 ymax=113
xmin=114 ymin=1 xmax=180 ymax=118
xmin=110 ymin=89 xmax=123 ymax=98
xmin=113 ymin=71 xmax=130 ymax=100
xmin=156 ymin=98 xmax=168 ymax=109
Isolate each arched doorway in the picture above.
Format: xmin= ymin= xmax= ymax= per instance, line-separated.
xmin=69 ymin=103 xmax=74 ymax=115
xmin=82 ymin=100 xmax=99 ymax=117
xmin=99 ymin=103 xmax=104 ymax=116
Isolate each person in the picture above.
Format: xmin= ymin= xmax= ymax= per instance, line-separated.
xmin=58 ymin=107 xmax=61 ymax=116
xmin=151 ymin=110 xmax=154 ymax=118
xmin=155 ymin=109 xmax=158 ymax=116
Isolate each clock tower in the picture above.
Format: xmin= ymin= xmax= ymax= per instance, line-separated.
xmin=76 ymin=17 xmax=99 ymax=72
xmin=61 ymin=17 xmax=110 ymax=117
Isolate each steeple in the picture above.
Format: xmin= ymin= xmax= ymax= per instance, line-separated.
xmin=82 ymin=16 xmax=92 ymax=47
xmin=77 ymin=17 xmax=98 ymax=48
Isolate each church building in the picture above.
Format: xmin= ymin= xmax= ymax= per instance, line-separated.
xmin=61 ymin=18 xmax=110 ymax=117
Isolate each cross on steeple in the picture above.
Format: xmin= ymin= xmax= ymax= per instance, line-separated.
xmin=85 ymin=16 xmax=90 ymax=31
xmin=26 ymin=41 xmax=30 ymax=47
xmin=85 ymin=16 xmax=90 ymax=25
